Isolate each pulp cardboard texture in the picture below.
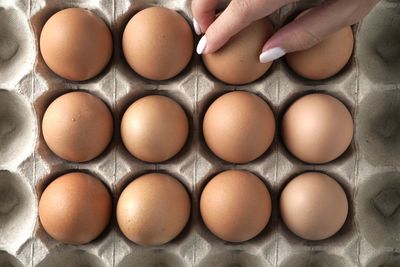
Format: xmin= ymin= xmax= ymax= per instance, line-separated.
xmin=0 ymin=0 xmax=399 ymax=266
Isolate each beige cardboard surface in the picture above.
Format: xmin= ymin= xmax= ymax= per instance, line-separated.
xmin=0 ymin=0 xmax=399 ymax=266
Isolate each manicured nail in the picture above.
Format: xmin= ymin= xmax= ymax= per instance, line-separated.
xmin=259 ymin=47 xmax=286 ymax=63
xmin=197 ymin=36 xmax=207 ymax=54
xmin=193 ymin=18 xmax=202 ymax=35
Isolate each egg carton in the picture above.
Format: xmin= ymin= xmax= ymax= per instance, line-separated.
xmin=0 ymin=0 xmax=399 ymax=266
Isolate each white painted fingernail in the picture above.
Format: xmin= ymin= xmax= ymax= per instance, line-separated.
xmin=197 ymin=36 xmax=207 ymax=54
xmin=259 ymin=47 xmax=286 ymax=63
xmin=193 ymin=18 xmax=202 ymax=35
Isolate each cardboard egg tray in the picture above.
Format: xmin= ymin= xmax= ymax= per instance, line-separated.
xmin=0 ymin=0 xmax=400 ymax=266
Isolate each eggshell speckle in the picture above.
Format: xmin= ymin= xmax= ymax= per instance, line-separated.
xmin=203 ymin=91 xmax=275 ymax=163
xmin=116 ymin=173 xmax=191 ymax=246
xmin=42 ymin=91 xmax=114 ymax=163
xmin=122 ymin=7 xmax=194 ymax=80
xmin=200 ymin=170 xmax=272 ymax=242
xmin=39 ymin=172 xmax=112 ymax=245
xmin=121 ymin=95 xmax=189 ymax=163
xmin=280 ymin=172 xmax=348 ymax=241
xmin=40 ymin=8 xmax=113 ymax=81
xmin=282 ymin=93 xmax=353 ymax=164
xmin=202 ymin=17 xmax=274 ymax=85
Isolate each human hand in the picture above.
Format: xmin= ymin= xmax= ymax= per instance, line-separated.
xmin=192 ymin=0 xmax=380 ymax=63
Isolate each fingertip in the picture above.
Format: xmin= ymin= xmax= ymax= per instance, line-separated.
xmin=261 ymin=24 xmax=299 ymax=56
xmin=196 ymin=0 xmax=257 ymax=55
xmin=261 ymin=29 xmax=286 ymax=52
xmin=191 ymin=0 xmax=219 ymax=35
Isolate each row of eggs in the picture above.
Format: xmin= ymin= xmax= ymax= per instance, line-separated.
xmin=40 ymin=6 xmax=354 ymax=83
xmin=39 ymin=89 xmax=352 ymax=246
xmin=39 ymin=170 xmax=348 ymax=246
xmin=42 ymin=90 xmax=353 ymax=165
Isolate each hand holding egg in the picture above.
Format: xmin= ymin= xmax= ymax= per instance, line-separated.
xmin=192 ymin=0 xmax=379 ymax=65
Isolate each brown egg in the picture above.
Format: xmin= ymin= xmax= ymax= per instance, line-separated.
xmin=280 ymin=172 xmax=348 ymax=240
xmin=116 ymin=173 xmax=191 ymax=246
xmin=285 ymin=9 xmax=354 ymax=80
xmin=40 ymin=8 xmax=112 ymax=81
xmin=200 ymin=170 xmax=272 ymax=242
xmin=121 ymin=95 xmax=189 ymax=163
xmin=122 ymin=7 xmax=193 ymax=80
xmin=42 ymin=91 xmax=113 ymax=162
xmin=281 ymin=93 xmax=353 ymax=164
xmin=202 ymin=17 xmax=274 ymax=85
xmin=203 ymin=91 xmax=275 ymax=163
xmin=39 ymin=172 xmax=112 ymax=244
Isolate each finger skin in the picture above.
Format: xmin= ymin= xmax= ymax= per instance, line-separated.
xmin=198 ymin=0 xmax=293 ymax=54
xmin=191 ymin=0 xmax=220 ymax=33
xmin=262 ymin=0 xmax=381 ymax=54
xmin=202 ymin=0 xmax=253 ymax=53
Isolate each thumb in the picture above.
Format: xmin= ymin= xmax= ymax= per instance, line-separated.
xmin=191 ymin=0 xmax=220 ymax=35
xmin=196 ymin=0 xmax=255 ymax=54
xmin=259 ymin=0 xmax=377 ymax=63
